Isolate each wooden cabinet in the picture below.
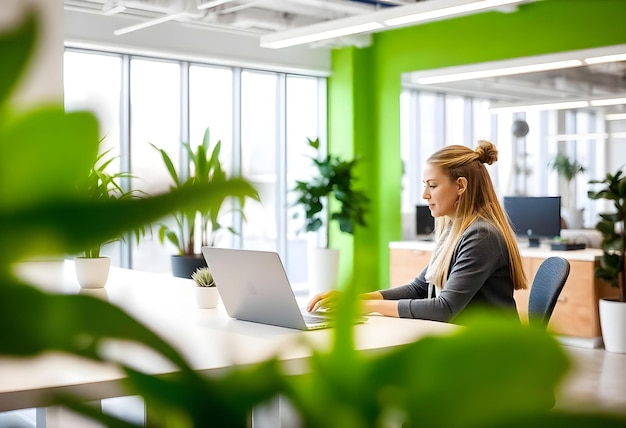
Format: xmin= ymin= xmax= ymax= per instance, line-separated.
xmin=389 ymin=242 xmax=619 ymax=340
xmin=389 ymin=248 xmax=431 ymax=286
xmin=516 ymin=257 xmax=617 ymax=338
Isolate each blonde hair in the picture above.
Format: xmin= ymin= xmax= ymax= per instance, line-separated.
xmin=428 ymin=141 xmax=527 ymax=290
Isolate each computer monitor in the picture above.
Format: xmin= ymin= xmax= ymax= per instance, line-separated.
xmin=415 ymin=205 xmax=435 ymax=237
xmin=503 ymin=196 xmax=561 ymax=248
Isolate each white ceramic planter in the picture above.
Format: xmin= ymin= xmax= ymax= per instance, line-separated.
xmin=196 ymin=287 xmax=219 ymax=309
xmin=599 ymin=298 xmax=626 ymax=353
xmin=75 ymin=257 xmax=111 ymax=289
xmin=308 ymin=247 xmax=339 ymax=297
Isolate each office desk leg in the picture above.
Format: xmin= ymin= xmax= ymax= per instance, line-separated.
xmin=252 ymin=395 xmax=301 ymax=428
xmin=144 ymin=395 xmax=300 ymax=427
xmin=36 ymin=402 xmax=102 ymax=428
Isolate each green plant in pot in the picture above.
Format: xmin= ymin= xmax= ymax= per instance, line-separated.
xmin=191 ymin=266 xmax=219 ymax=308
xmin=291 ymin=137 xmax=370 ymax=294
xmin=74 ymin=146 xmax=147 ymax=288
xmin=151 ymin=128 xmax=259 ymax=278
xmin=588 ymin=168 xmax=626 ymax=353
xmin=549 ymin=152 xmax=586 ymax=228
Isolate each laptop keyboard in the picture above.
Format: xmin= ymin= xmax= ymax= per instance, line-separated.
xmin=302 ymin=313 xmax=328 ymax=324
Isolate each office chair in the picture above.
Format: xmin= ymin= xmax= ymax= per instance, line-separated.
xmin=528 ymin=257 xmax=570 ymax=329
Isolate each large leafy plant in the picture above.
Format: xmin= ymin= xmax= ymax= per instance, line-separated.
xmin=588 ymin=168 xmax=626 ymax=302
xmin=151 ymin=128 xmax=251 ymax=255
xmin=1 ymin=11 xmax=625 ymax=428
xmin=292 ymin=137 xmax=370 ymax=248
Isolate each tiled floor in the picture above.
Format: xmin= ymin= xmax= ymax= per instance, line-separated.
xmin=556 ymin=345 xmax=626 ymax=416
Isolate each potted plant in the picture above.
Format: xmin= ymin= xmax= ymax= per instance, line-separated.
xmin=151 ymin=128 xmax=259 ymax=279
xmin=191 ymin=266 xmax=219 ymax=308
xmin=588 ymin=168 xmax=626 ymax=353
xmin=549 ymin=152 xmax=586 ymax=229
xmin=74 ymin=147 xmax=147 ymax=289
xmin=291 ymin=137 xmax=370 ymax=294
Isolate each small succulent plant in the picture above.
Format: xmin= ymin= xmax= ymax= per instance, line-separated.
xmin=191 ymin=267 xmax=216 ymax=287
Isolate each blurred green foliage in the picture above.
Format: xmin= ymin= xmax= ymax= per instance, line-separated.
xmin=588 ymin=169 xmax=626 ymax=300
xmin=1 ymin=10 xmax=625 ymax=428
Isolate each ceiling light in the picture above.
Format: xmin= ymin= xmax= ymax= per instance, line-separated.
xmin=490 ymin=100 xmax=589 ymax=114
xmin=260 ymin=0 xmax=532 ymax=49
xmin=417 ymin=60 xmax=582 ymax=84
xmin=407 ymin=44 xmax=626 ymax=88
xmin=114 ymin=12 xmax=188 ymax=36
xmin=606 ymin=113 xmax=626 ymax=121
xmin=489 ymin=94 xmax=626 ymax=113
xmin=384 ymin=0 xmax=525 ymax=27
xmin=590 ymin=97 xmax=626 ymax=107
xmin=584 ymin=53 xmax=626 ymax=65
xmin=197 ymin=0 xmax=238 ymax=10
xmin=102 ymin=4 xmax=126 ymax=16
xmin=262 ymin=22 xmax=384 ymax=49
xmin=548 ymin=133 xmax=610 ymax=141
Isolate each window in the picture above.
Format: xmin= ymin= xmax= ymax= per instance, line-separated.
xmin=400 ymin=87 xmax=608 ymax=235
xmin=63 ymin=50 xmax=123 ymax=265
xmin=64 ymin=48 xmax=326 ymax=284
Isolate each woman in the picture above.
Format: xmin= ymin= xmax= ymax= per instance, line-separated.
xmin=307 ymin=140 xmax=527 ymax=323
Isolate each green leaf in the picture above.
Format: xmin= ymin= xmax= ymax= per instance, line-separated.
xmin=283 ymin=311 xmax=573 ymax=428
xmin=0 ymin=280 xmax=193 ymax=372
xmin=123 ymin=358 xmax=284 ymax=428
xmin=150 ymin=143 xmax=181 ymax=188
xmin=0 ymin=179 xmax=259 ymax=264
xmin=0 ymin=107 xmax=99 ymax=209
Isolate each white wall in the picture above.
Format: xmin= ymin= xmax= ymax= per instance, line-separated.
xmin=63 ymin=10 xmax=331 ymax=75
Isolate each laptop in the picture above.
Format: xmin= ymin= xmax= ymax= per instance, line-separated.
xmin=201 ymin=247 xmax=366 ymax=330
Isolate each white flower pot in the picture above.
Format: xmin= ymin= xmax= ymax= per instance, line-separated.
xmin=308 ymin=247 xmax=339 ymax=297
xmin=75 ymin=257 xmax=111 ymax=289
xmin=599 ymin=298 xmax=626 ymax=353
xmin=196 ymin=287 xmax=219 ymax=309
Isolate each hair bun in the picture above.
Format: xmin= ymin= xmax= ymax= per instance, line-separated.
xmin=475 ymin=140 xmax=498 ymax=165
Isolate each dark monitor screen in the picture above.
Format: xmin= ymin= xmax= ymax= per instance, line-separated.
xmin=503 ymin=196 xmax=561 ymax=247
xmin=415 ymin=205 xmax=435 ymax=237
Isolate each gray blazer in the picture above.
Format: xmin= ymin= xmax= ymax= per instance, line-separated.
xmin=381 ymin=218 xmax=519 ymax=323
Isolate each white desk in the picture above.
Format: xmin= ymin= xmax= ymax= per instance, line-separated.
xmin=2 ymin=260 xmax=457 ymax=415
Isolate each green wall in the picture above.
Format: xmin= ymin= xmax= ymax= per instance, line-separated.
xmin=328 ymin=0 xmax=626 ymax=291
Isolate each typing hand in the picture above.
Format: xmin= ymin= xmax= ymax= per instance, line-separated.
xmin=306 ymin=290 xmax=342 ymax=312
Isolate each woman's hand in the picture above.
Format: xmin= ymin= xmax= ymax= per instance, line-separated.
xmin=307 ymin=290 xmax=398 ymax=317
xmin=307 ymin=290 xmax=385 ymax=313
xmin=306 ymin=290 xmax=342 ymax=312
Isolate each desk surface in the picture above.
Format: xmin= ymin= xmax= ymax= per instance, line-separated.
xmin=1 ymin=260 xmax=457 ymax=412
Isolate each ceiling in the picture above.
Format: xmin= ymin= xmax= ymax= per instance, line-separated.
xmin=64 ymin=0 xmax=626 ymax=113
xmin=403 ymin=59 xmax=626 ymax=110
xmin=63 ymin=0 xmax=410 ymax=35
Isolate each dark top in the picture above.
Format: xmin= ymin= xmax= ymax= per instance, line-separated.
xmin=381 ymin=219 xmax=518 ymax=323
